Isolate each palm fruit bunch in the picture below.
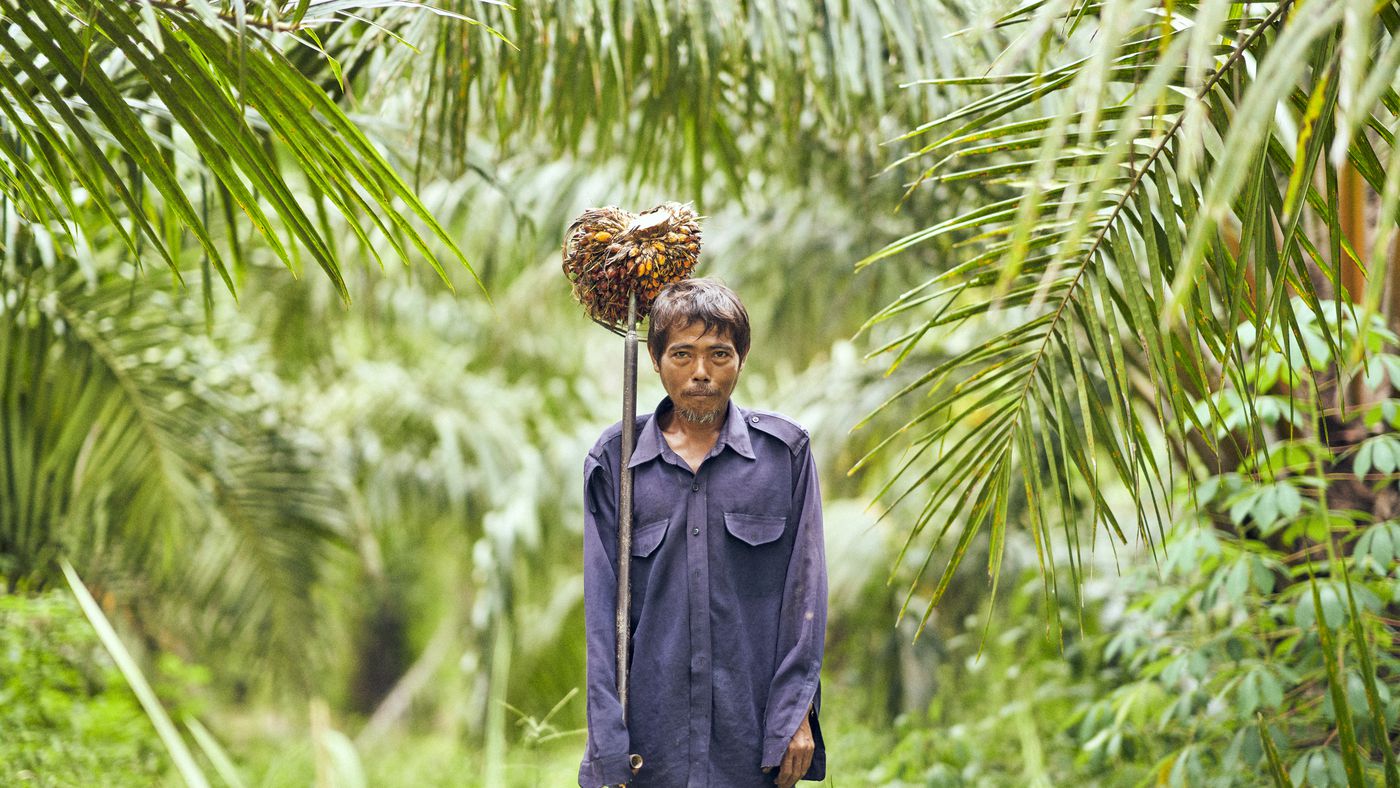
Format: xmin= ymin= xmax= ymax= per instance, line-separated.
xmin=562 ymin=202 xmax=703 ymax=329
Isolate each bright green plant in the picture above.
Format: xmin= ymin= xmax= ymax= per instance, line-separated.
xmin=0 ymin=588 xmax=169 ymax=783
xmin=863 ymin=302 xmax=1400 ymax=786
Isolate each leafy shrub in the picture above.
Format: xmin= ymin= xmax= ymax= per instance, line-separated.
xmin=861 ymin=304 xmax=1400 ymax=786
xmin=0 ymin=590 xmax=168 ymax=784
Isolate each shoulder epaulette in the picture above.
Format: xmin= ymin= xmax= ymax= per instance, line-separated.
xmin=588 ymin=413 xmax=651 ymax=460
xmin=743 ymin=409 xmax=810 ymax=454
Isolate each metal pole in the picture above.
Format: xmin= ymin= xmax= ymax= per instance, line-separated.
xmin=616 ymin=290 xmax=638 ymax=719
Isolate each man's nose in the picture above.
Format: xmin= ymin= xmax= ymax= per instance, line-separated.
xmin=692 ymin=358 xmax=711 ymax=380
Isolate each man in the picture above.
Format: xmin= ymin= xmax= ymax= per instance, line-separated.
xmin=578 ymin=279 xmax=828 ymax=788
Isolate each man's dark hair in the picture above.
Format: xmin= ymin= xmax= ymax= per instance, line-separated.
xmin=647 ymin=278 xmax=751 ymax=364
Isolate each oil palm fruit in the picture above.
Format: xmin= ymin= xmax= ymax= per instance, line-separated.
xmin=562 ymin=202 xmax=703 ymax=328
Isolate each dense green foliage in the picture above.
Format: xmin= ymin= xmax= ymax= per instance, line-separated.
xmin=850 ymin=305 xmax=1400 ymax=786
xmin=2 ymin=0 xmax=1398 ymax=785
xmin=0 ymin=591 xmax=168 ymax=783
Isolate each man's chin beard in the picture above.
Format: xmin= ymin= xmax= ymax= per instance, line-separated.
xmin=675 ymin=404 xmax=722 ymax=424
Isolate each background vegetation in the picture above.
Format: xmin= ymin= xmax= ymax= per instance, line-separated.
xmin=1 ymin=0 xmax=1397 ymax=786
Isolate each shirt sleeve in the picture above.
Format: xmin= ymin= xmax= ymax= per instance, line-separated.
xmin=760 ymin=439 xmax=828 ymax=770
xmin=579 ymin=450 xmax=635 ymax=788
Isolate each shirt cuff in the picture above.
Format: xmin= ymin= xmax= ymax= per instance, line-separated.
xmin=761 ymin=736 xmax=790 ymax=770
xmin=579 ymin=750 xmax=634 ymax=787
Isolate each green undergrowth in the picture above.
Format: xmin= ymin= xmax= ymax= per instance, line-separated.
xmin=0 ymin=591 xmax=169 ymax=785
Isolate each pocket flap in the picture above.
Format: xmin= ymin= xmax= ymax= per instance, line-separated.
xmin=723 ymin=512 xmax=787 ymax=546
xmin=630 ymin=518 xmax=670 ymax=557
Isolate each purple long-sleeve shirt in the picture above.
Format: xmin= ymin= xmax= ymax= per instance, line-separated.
xmin=579 ymin=397 xmax=828 ymax=788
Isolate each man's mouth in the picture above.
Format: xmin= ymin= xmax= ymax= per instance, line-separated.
xmin=684 ymin=388 xmax=719 ymax=397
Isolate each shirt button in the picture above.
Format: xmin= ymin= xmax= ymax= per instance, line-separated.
xmin=750 ymin=415 xmax=760 ymax=423
xmin=691 ymin=527 xmax=700 ymax=536
xmin=691 ymin=484 xmax=699 ymax=492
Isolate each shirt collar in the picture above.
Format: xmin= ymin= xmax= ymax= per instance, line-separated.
xmin=628 ymin=397 xmax=756 ymax=469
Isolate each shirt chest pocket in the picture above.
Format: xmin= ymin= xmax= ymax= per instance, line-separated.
xmin=722 ymin=512 xmax=787 ymax=546
xmin=630 ymin=517 xmax=671 ymax=558
xmin=723 ymin=512 xmax=789 ymax=598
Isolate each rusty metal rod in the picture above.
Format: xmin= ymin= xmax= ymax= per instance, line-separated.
xmin=616 ymin=289 xmax=638 ymax=720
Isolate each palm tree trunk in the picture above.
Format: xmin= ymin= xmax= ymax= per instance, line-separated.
xmin=1340 ymin=161 xmax=1369 ymax=410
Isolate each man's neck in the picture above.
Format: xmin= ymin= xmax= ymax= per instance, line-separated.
xmin=659 ymin=399 xmax=728 ymax=472
xmin=660 ymin=402 xmax=727 ymax=435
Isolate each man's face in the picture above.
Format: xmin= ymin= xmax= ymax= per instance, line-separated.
xmin=653 ymin=321 xmax=744 ymax=424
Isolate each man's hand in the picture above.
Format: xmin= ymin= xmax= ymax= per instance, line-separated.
xmin=764 ymin=710 xmax=814 ymax=787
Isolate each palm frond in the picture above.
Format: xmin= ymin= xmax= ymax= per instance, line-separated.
xmin=328 ymin=0 xmax=998 ymax=198
xmin=0 ymin=0 xmax=481 ymax=300
xmin=0 ymin=244 xmax=349 ymax=685
xmin=859 ymin=0 xmax=1400 ymax=634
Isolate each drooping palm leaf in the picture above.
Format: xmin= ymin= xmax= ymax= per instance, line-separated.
xmin=858 ymin=0 xmax=1400 ymax=633
xmin=61 ymin=559 xmax=211 ymax=788
xmin=332 ymin=0 xmax=996 ymax=197
xmin=0 ymin=243 xmax=349 ymax=684
xmin=0 ymin=0 xmax=483 ymax=300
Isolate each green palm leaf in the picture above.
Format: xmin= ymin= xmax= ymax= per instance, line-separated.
xmin=350 ymin=0 xmax=990 ymax=194
xmin=859 ymin=0 xmax=1400 ymax=637
xmin=1 ymin=247 xmax=349 ymax=683
xmin=0 ymin=0 xmax=482 ymax=300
